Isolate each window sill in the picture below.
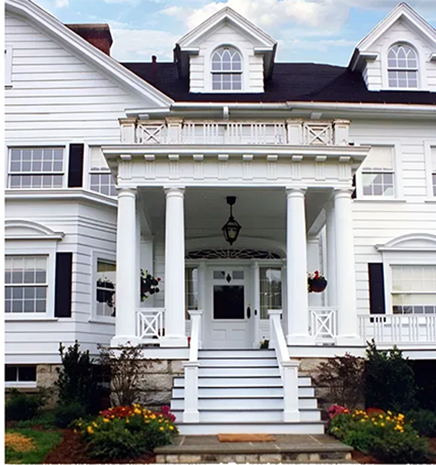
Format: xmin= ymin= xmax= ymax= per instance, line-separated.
xmin=88 ymin=318 xmax=116 ymax=325
xmin=5 ymin=382 xmax=37 ymax=389
xmin=425 ymin=199 xmax=436 ymax=203
xmin=5 ymin=316 xmax=58 ymax=322
xmin=354 ymin=198 xmax=406 ymax=203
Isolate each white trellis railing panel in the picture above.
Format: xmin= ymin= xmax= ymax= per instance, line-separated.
xmin=309 ymin=307 xmax=338 ymax=341
xmin=136 ymin=308 xmax=165 ymax=342
xmin=358 ymin=314 xmax=436 ymax=344
xmin=303 ymin=122 xmax=334 ymax=145
xmin=136 ymin=124 xmax=167 ymax=144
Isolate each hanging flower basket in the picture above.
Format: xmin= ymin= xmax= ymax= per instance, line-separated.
xmin=308 ymin=271 xmax=328 ymax=293
xmin=140 ymin=270 xmax=161 ymax=301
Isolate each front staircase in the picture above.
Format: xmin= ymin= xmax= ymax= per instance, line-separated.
xmin=170 ymin=348 xmax=324 ymax=435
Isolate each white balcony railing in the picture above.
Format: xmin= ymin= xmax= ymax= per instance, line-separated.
xmin=136 ymin=308 xmax=165 ymax=343
xmin=120 ymin=119 xmax=350 ymax=146
xmin=309 ymin=307 xmax=338 ymax=342
xmin=358 ymin=314 xmax=436 ymax=345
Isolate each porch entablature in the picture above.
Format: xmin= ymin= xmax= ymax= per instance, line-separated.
xmin=103 ymin=144 xmax=370 ymax=188
xmin=119 ymin=117 xmax=352 ymax=147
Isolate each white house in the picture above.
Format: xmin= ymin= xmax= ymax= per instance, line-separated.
xmin=5 ymin=0 xmax=436 ymax=433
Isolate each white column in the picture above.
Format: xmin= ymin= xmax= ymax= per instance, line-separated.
xmin=161 ymin=187 xmax=187 ymax=347
xmin=333 ymin=189 xmax=361 ymax=344
xmin=253 ymin=262 xmax=261 ymax=348
xmin=286 ymin=188 xmax=313 ymax=345
xmin=112 ymin=188 xmax=139 ymax=346
xmin=325 ymin=200 xmax=337 ymax=307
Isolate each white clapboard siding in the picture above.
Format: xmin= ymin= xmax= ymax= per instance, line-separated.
xmin=5 ymin=12 xmax=158 ymax=143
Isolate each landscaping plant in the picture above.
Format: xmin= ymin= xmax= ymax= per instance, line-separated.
xmin=313 ymin=353 xmax=365 ymax=409
xmin=6 ymin=389 xmax=46 ymax=421
xmin=328 ymin=405 xmax=434 ymax=463
xmin=365 ymin=341 xmax=418 ymax=412
xmin=73 ymin=404 xmax=178 ymax=460
xmin=406 ymin=409 xmax=436 ymax=437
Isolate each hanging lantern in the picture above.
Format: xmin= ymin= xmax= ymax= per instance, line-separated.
xmin=222 ymin=196 xmax=242 ymax=245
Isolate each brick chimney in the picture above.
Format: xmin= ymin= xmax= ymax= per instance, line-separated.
xmin=66 ymin=24 xmax=113 ymax=56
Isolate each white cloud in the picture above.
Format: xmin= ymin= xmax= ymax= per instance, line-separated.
xmin=111 ymin=28 xmax=180 ymax=61
xmin=54 ymin=0 xmax=69 ymax=7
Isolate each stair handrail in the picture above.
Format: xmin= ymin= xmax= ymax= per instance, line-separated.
xmin=183 ymin=310 xmax=202 ymax=423
xmin=268 ymin=310 xmax=301 ymax=422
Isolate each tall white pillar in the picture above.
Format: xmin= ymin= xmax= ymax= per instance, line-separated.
xmin=325 ymin=200 xmax=337 ymax=307
xmin=286 ymin=188 xmax=313 ymax=345
xmin=112 ymin=188 xmax=139 ymax=346
xmin=333 ymin=189 xmax=361 ymax=344
xmin=161 ymin=187 xmax=187 ymax=347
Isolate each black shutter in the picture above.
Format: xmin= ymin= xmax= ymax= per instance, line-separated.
xmin=55 ymin=253 xmax=73 ymax=318
xmin=68 ymin=143 xmax=84 ymax=188
xmin=368 ymin=263 xmax=386 ymax=314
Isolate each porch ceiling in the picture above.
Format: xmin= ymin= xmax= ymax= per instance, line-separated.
xmin=138 ymin=187 xmax=331 ymax=243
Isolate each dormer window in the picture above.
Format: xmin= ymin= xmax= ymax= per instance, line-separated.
xmin=387 ymin=44 xmax=418 ymax=88
xmin=211 ymin=47 xmax=242 ymax=91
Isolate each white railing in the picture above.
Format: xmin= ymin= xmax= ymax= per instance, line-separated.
xmin=268 ymin=310 xmax=300 ymax=422
xmin=183 ymin=310 xmax=203 ymax=423
xmin=136 ymin=308 xmax=165 ymax=343
xmin=309 ymin=307 xmax=338 ymax=342
xmin=125 ymin=119 xmax=345 ymax=146
xmin=358 ymin=314 xmax=436 ymax=344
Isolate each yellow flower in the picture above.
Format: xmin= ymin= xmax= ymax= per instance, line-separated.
xmin=159 ymin=426 xmax=165 ymax=431
xmin=73 ymin=429 xmax=77 ymax=434
xmin=158 ymin=419 xmax=163 ymax=423
xmin=126 ymin=418 xmax=130 ymax=423
xmin=386 ymin=416 xmax=391 ymax=421
xmin=103 ymin=418 xmax=110 ymax=423
xmin=169 ymin=426 xmax=174 ymax=431
xmin=151 ymin=414 xmax=156 ymax=420
xmin=87 ymin=426 xmax=94 ymax=434
xmin=134 ymin=409 xmax=141 ymax=415
xmin=361 ymin=419 xmax=366 ymax=423
xmin=387 ymin=411 xmax=392 ymax=415
xmin=381 ymin=423 xmax=385 ymax=427
xmin=92 ymin=422 xmax=98 ymax=427
xmin=398 ymin=413 xmax=405 ymax=420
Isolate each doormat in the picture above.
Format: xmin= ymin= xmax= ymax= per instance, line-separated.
xmin=218 ymin=434 xmax=276 ymax=442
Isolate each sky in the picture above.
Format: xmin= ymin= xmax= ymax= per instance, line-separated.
xmin=34 ymin=0 xmax=436 ymax=66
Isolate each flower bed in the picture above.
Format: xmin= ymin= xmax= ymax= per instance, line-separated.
xmin=73 ymin=404 xmax=178 ymax=461
xmin=327 ymin=405 xmax=434 ymax=463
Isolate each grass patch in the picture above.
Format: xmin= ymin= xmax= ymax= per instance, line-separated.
xmin=5 ymin=428 xmax=62 ymax=464
xmin=16 ymin=410 xmax=57 ymax=430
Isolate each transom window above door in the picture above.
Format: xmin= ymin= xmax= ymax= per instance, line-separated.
xmin=211 ymin=47 xmax=242 ymax=91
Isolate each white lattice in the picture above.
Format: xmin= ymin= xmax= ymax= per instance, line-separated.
xmin=136 ymin=308 xmax=165 ymax=341
xmin=309 ymin=308 xmax=337 ymax=340
xmin=303 ymin=123 xmax=333 ymax=146
xmin=136 ymin=124 xmax=166 ymax=144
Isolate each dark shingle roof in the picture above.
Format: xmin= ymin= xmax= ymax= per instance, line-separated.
xmin=122 ymin=61 xmax=436 ymax=105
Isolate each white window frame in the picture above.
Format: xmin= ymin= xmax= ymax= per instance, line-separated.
xmin=259 ymin=265 xmax=283 ymax=320
xmin=5 ymin=365 xmax=37 ymax=389
xmin=356 ymin=143 xmax=403 ymax=200
xmin=7 ymin=145 xmax=68 ymax=190
xmin=424 ymin=142 xmax=436 ymax=200
xmin=5 ymin=244 xmax=57 ymax=321
xmin=5 ymin=45 xmax=12 ymax=87
xmin=91 ymin=251 xmax=116 ymax=324
xmin=387 ymin=43 xmax=419 ymax=89
xmin=211 ymin=46 xmax=243 ymax=92
xmin=204 ymin=43 xmax=248 ymax=93
xmin=86 ymin=145 xmax=117 ymax=197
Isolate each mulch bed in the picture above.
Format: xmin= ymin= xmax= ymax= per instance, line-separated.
xmin=44 ymin=429 xmax=156 ymax=464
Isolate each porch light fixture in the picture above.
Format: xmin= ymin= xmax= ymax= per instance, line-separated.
xmin=222 ymin=196 xmax=242 ymax=246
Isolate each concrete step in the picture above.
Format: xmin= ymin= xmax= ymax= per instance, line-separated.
xmin=198 ymin=349 xmax=276 ymax=358
xmin=176 ymin=422 xmax=326 ymax=435
xmin=172 ymin=409 xmax=322 ymax=423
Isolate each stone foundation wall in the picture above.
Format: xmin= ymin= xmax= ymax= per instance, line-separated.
xmin=137 ymin=359 xmax=186 ymax=408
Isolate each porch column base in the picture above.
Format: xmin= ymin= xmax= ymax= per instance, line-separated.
xmin=336 ymin=334 xmax=363 ymax=346
xmin=110 ymin=336 xmax=140 ymax=347
xmin=286 ymin=334 xmax=315 ymax=346
xmin=183 ymin=411 xmax=200 ymax=423
xmin=160 ymin=335 xmax=188 ymax=347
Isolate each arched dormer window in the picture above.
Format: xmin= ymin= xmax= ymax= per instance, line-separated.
xmin=387 ymin=44 xmax=418 ymax=88
xmin=211 ymin=47 xmax=242 ymax=91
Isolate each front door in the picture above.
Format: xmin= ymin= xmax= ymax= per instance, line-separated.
xmin=205 ymin=266 xmax=252 ymax=348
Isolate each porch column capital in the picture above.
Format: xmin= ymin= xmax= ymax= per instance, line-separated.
xmin=285 ymin=187 xmax=306 ymax=198
xmin=333 ymin=187 xmax=353 ymax=199
xmin=164 ymin=186 xmax=185 ymax=197
xmin=117 ymin=187 xmax=136 ymax=198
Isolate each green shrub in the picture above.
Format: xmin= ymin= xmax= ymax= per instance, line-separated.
xmin=365 ymin=341 xmax=418 ymax=412
xmin=16 ymin=410 xmax=56 ymax=429
xmin=54 ymin=402 xmax=89 ymax=428
xmin=55 ymin=341 xmax=102 ymax=415
xmin=313 ymin=353 xmax=365 ymax=409
xmin=74 ymin=404 xmax=178 ymax=460
xmin=328 ymin=408 xmax=434 ymax=464
xmin=6 ymin=389 xmax=45 ymax=421
xmin=406 ymin=409 xmax=436 ymax=437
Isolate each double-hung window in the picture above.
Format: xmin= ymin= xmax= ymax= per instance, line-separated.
xmin=96 ymin=260 xmax=116 ymax=317
xmin=431 ymin=147 xmax=436 ymax=197
xmin=89 ymin=147 xmax=117 ymax=197
xmin=392 ymin=265 xmax=436 ymax=315
xmin=8 ymin=147 xmax=64 ymax=188
xmin=387 ymin=44 xmax=418 ymax=89
xmin=360 ymin=146 xmax=395 ymax=197
xmin=6 ymin=365 xmax=37 ymax=383
xmin=5 ymin=256 xmax=48 ymax=314
xmin=211 ymin=47 xmax=242 ymax=91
